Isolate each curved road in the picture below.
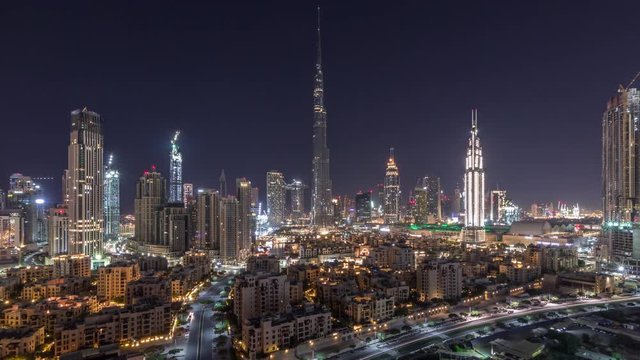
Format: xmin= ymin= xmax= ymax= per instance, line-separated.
xmin=333 ymin=295 xmax=640 ymax=360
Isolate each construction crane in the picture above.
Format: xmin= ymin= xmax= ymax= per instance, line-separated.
xmin=620 ymin=71 xmax=640 ymax=92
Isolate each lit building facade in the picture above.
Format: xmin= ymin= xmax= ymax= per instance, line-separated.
xmin=463 ymin=110 xmax=485 ymax=244
xmin=490 ymin=189 xmax=506 ymax=223
xmin=424 ymin=176 xmax=441 ymax=223
xmin=383 ymin=148 xmax=400 ymax=224
xmin=183 ymin=183 xmax=194 ymax=207
xmin=602 ymin=86 xmax=640 ymax=264
xmin=286 ymin=180 xmax=306 ymax=222
xmin=169 ymin=131 xmax=182 ymax=204
xmin=237 ymin=178 xmax=252 ymax=252
xmin=196 ymin=189 xmax=219 ymax=251
xmin=220 ymin=196 xmax=240 ymax=259
xmin=134 ymin=168 xmax=166 ymax=245
xmin=104 ymin=154 xmax=120 ymax=241
xmin=311 ymin=10 xmax=333 ymax=227
xmin=266 ymin=171 xmax=285 ymax=228
xmin=355 ymin=191 xmax=371 ymax=224
xmin=47 ymin=205 xmax=68 ymax=256
xmin=67 ymin=108 xmax=104 ymax=258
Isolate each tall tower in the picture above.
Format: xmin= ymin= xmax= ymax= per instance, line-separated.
xmin=462 ymin=110 xmax=485 ymax=244
xmin=286 ymin=180 xmax=307 ymax=222
xmin=169 ymin=131 xmax=183 ymax=204
xmin=603 ymin=82 xmax=640 ymax=262
xmin=220 ymin=196 xmax=240 ymax=259
xmin=219 ymin=169 xmax=227 ymax=197
xmin=383 ymin=148 xmax=400 ymax=224
xmin=311 ymin=7 xmax=333 ymax=227
xmin=236 ymin=178 xmax=252 ymax=253
xmin=266 ymin=171 xmax=285 ymax=228
xmin=134 ymin=167 xmax=166 ymax=246
xmin=67 ymin=108 xmax=104 ymax=259
xmin=196 ymin=189 xmax=219 ymax=251
xmin=104 ymin=154 xmax=120 ymax=241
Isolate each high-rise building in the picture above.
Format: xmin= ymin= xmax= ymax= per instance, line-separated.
xmin=196 ymin=189 xmax=219 ymax=251
xmin=220 ymin=196 xmax=240 ymax=259
xmin=413 ymin=182 xmax=427 ymax=224
xmin=286 ymin=180 xmax=306 ymax=222
xmin=48 ymin=205 xmax=69 ymax=256
xmin=183 ymin=183 xmax=194 ymax=208
xmin=233 ymin=272 xmax=290 ymax=327
xmin=157 ymin=203 xmax=190 ymax=253
xmin=462 ymin=110 xmax=485 ymax=244
xmin=104 ymin=154 xmax=120 ymax=241
xmin=6 ymin=173 xmax=42 ymax=246
xmin=266 ymin=171 xmax=285 ymax=228
xmin=219 ymin=169 xmax=227 ymax=197
xmin=383 ymin=148 xmax=400 ymax=224
xmin=134 ymin=168 xmax=166 ymax=245
xmin=424 ymin=176 xmax=441 ymax=223
xmin=602 ymin=84 xmax=640 ymax=263
xmin=490 ymin=189 xmax=507 ymax=223
xmin=452 ymin=185 xmax=462 ymax=218
xmin=0 ymin=210 xmax=24 ymax=248
xmin=237 ymin=178 xmax=252 ymax=252
xmin=67 ymin=108 xmax=104 ymax=259
xmin=311 ymin=8 xmax=333 ymax=227
xmin=355 ymin=191 xmax=372 ymax=224
xmin=169 ymin=131 xmax=182 ymax=204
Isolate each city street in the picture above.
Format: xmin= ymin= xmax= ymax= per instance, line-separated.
xmin=184 ymin=267 xmax=239 ymax=360
xmin=332 ymin=295 xmax=640 ymax=360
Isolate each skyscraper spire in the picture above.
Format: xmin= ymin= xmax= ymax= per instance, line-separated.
xmin=311 ymin=6 xmax=333 ymax=227
xmin=169 ymin=130 xmax=183 ymax=203
xmin=219 ymin=169 xmax=227 ymax=197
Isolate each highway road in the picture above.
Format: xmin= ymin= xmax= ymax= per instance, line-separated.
xmin=332 ymin=295 xmax=640 ymax=360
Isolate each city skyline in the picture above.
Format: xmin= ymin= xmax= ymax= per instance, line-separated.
xmin=2 ymin=1 xmax=635 ymax=212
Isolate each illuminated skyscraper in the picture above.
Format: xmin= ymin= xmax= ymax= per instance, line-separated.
xmin=462 ymin=110 xmax=485 ymax=244
xmin=355 ymin=191 xmax=372 ymax=224
xmin=48 ymin=205 xmax=68 ymax=256
xmin=602 ymin=83 xmax=640 ymax=263
xmin=103 ymin=154 xmax=120 ymax=241
xmin=266 ymin=171 xmax=285 ymax=228
xmin=196 ymin=189 xmax=219 ymax=251
xmin=236 ymin=178 xmax=252 ymax=252
xmin=220 ymin=196 xmax=240 ymax=259
xmin=183 ymin=183 xmax=194 ymax=207
xmin=424 ymin=176 xmax=442 ymax=223
xmin=286 ymin=180 xmax=307 ymax=222
xmin=6 ymin=173 xmax=42 ymax=246
xmin=134 ymin=167 xmax=166 ymax=246
xmin=383 ymin=148 xmax=400 ymax=224
xmin=67 ymin=108 xmax=104 ymax=258
xmin=311 ymin=7 xmax=333 ymax=227
xmin=169 ymin=131 xmax=183 ymax=204
xmin=490 ymin=189 xmax=506 ymax=223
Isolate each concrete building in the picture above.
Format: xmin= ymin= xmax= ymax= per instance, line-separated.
xmin=417 ymin=261 xmax=462 ymax=301
xmin=48 ymin=205 xmax=69 ymax=256
xmin=233 ymin=273 xmax=291 ymax=327
xmin=220 ymin=196 xmax=240 ymax=259
xmin=237 ymin=178 xmax=253 ymax=252
xmin=363 ymin=245 xmax=415 ymax=271
xmin=97 ymin=262 xmax=141 ymax=302
xmin=0 ymin=326 xmax=45 ymax=358
xmin=52 ymin=254 xmax=91 ymax=278
xmin=246 ymin=255 xmax=281 ymax=274
xmin=343 ymin=294 xmax=395 ymax=324
xmin=134 ymin=169 xmax=166 ymax=246
xmin=196 ymin=189 xmax=219 ymax=251
xmin=240 ymin=304 xmax=331 ymax=358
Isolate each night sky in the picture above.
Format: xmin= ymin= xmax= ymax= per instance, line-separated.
xmin=1 ymin=0 xmax=638 ymax=213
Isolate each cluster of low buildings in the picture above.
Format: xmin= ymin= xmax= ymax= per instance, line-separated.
xmin=0 ymin=251 xmax=211 ymax=358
